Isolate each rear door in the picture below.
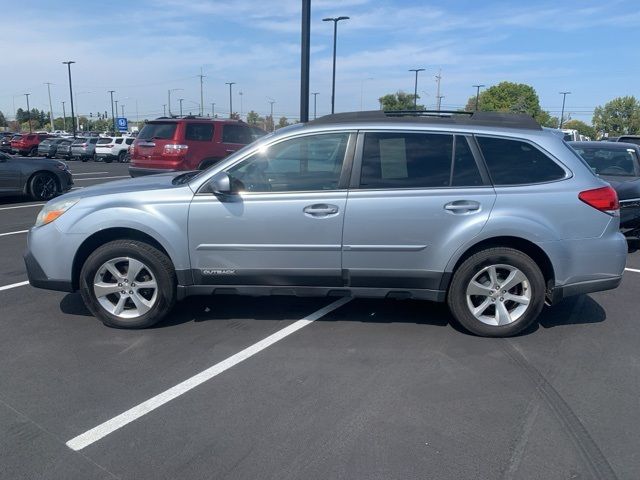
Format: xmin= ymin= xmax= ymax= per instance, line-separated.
xmin=184 ymin=122 xmax=215 ymax=168
xmin=342 ymin=131 xmax=496 ymax=291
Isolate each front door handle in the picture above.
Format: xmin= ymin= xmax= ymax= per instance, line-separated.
xmin=303 ymin=203 xmax=339 ymax=217
xmin=444 ymin=200 xmax=481 ymax=214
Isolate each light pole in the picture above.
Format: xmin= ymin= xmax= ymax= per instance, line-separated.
xmin=62 ymin=61 xmax=76 ymax=137
xmin=121 ymin=104 xmax=125 ymax=118
xmin=323 ymin=16 xmax=349 ymax=114
xmin=61 ymin=101 xmax=66 ymax=132
xmin=162 ymin=104 xmax=166 ymax=116
xmin=179 ymin=98 xmax=184 ymax=116
xmin=108 ymin=90 xmax=116 ymax=134
xmin=472 ymin=84 xmax=485 ymax=111
xmin=268 ymin=98 xmax=275 ymax=132
xmin=45 ymin=83 xmax=54 ymax=132
xmin=409 ymin=69 xmax=425 ymax=110
xmin=74 ymin=91 xmax=91 ymax=132
xmin=211 ymin=102 xmax=215 ymax=118
xmin=114 ymin=100 xmax=119 ymax=127
xmin=225 ymin=82 xmax=235 ymax=118
xmin=168 ymin=88 xmax=182 ymax=116
xmin=559 ymin=91 xmax=571 ymax=129
xmin=24 ymin=93 xmax=32 ymax=133
xmin=197 ymin=68 xmax=205 ymax=116
xmin=239 ymin=91 xmax=243 ymax=119
xmin=311 ymin=92 xmax=319 ymax=119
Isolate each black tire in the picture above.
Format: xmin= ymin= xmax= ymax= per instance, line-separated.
xmin=79 ymin=239 xmax=176 ymax=328
xmin=29 ymin=147 xmax=38 ymax=157
xmin=81 ymin=156 xmax=88 ymax=162
xmin=117 ymin=151 xmax=126 ymax=163
xmin=104 ymin=156 xmax=113 ymax=163
xmin=447 ymin=247 xmax=545 ymax=337
xmin=29 ymin=172 xmax=59 ymax=200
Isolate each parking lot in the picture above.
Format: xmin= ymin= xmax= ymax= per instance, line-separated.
xmin=0 ymin=160 xmax=639 ymax=479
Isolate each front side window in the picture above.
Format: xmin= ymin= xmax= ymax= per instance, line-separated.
xmin=477 ymin=136 xmax=566 ymax=185
xmin=226 ymin=133 xmax=350 ymax=192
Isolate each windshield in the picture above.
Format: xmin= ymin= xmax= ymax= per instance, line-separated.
xmin=138 ymin=122 xmax=177 ymax=140
xmin=572 ymin=146 xmax=639 ymax=176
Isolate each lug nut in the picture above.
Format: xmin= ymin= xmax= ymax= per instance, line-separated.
xmin=500 ymin=297 xmax=504 ymax=301
xmin=118 ymin=283 xmax=122 ymax=287
xmin=121 ymin=290 xmax=126 ymax=294
xmin=131 ymin=283 xmax=136 ymax=287
xmin=129 ymin=290 xmax=133 ymax=294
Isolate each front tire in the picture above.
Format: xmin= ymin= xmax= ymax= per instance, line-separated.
xmin=447 ymin=247 xmax=545 ymax=337
xmin=29 ymin=172 xmax=58 ymax=200
xmin=79 ymin=240 xmax=176 ymax=328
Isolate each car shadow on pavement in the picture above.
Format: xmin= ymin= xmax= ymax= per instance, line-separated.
xmin=59 ymin=292 xmax=606 ymax=335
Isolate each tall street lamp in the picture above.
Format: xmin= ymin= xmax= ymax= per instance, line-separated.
xmin=472 ymin=84 xmax=485 ymax=111
xmin=62 ymin=61 xmax=76 ymax=137
xmin=311 ymin=92 xmax=319 ymax=119
xmin=121 ymin=104 xmax=125 ymax=118
xmin=323 ymin=16 xmax=349 ymax=114
xmin=225 ymin=82 xmax=235 ymax=118
xmin=559 ymin=91 xmax=571 ymax=129
xmin=179 ymin=98 xmax=184 ymax=116
xmin=211 ymin=102 xmax=215 ymax=117
xmin=168 ymin=88 xmax=182 ymax=116
xmin=44 ymin=82 xmax=55 ymax=132
xmin=162 ymin=104 xmax=166 ymax=116
xmin=409 ymin=69 xmax=425 ymax=110
xmin=108 ymin=90 xmax=116 ymax=134
xmin=24 ymin=93 xmax=32 ymax=133
xmin=61 ymin=101 xmax=66 ymax=132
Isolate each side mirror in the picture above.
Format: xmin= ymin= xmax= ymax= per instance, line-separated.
xmin=205 ymin=171 xmax=235 ymax=197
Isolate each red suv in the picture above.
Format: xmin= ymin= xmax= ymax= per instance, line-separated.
xmin=129 ymin=117 xmax=266 ymax=176
xmin=11 ymin=133 xmax=52 ymax=156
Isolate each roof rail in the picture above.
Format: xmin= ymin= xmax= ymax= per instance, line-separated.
xmin=308 ymin=110 xmax=542 ymax=130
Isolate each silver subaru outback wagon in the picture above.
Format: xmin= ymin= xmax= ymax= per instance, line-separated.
xmin=24 ymin=111 xmax=627 ymax=337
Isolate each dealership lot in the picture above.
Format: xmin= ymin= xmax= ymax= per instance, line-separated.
xmin=1 ymin=161 xmax=640 ymax=479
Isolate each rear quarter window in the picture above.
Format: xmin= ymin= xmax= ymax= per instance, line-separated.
xmin=185 ymin=123 xmax=214 ymax=141
xmin=222 ymin=124 xmax=253 ymax=144
xmin=476 ymin=136 xmax=566 ymax=185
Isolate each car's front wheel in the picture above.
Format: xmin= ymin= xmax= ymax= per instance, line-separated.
xmin=29 ymin=172 xmax=58 ymax=200
xmin=447 ymin=247 xmax=545 ymax=337
xmin=79 ymin=240 xmax=177 ymax=328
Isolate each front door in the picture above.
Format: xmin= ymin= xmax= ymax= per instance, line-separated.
xmin=0 ymin=155 xmax=21 ymax=193
xmin=342 ymin=131 xmax=496 ymax=291
xmin=188 ymin=131 xmax=355 ymax=287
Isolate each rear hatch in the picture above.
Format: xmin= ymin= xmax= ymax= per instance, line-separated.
xmin=95 ymin=137 xmax=115 ymax=154
xmin=131 ymin=121 xmax=180 ymax=169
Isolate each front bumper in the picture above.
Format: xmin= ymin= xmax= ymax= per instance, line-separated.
xmin=129 ymin=166 xmax=177 ymax=177
xmin=24 ymin=249 xmax=73 ymax=292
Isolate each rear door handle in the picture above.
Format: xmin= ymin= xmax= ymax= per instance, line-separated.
xmin=303 ymin=203 xmax=339 ymax=217
xmin=444 ymin=200 xmax=481 ymax=214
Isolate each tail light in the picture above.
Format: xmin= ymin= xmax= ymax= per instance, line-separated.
xmin=163 ymin=144 xmax=188 ymax=156
xmin=579 ymin=186 xmax=619 ymax=216
xmin=105 ymin=144 xmax=114 ymax=148
xmin=80 ymin=143 xmax=87 ymax=147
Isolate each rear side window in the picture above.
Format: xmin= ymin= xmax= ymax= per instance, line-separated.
xmin=115 ymin=138 xmax=123 ymax=144
xmin=477 ymin=136 xmax=565 ymax=185
xmin=222 ymin=124 xmax=253 ymax=144
xmin=97 ymin=138 xmax=112 ymax=145
xmin=138 ymin=122 xmax=177 ymax=140
xmin=185 ymin=123 xmax=214 ymax=141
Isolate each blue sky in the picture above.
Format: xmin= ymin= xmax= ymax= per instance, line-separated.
xmin=1 ymin=0 xmax=638 ymax=124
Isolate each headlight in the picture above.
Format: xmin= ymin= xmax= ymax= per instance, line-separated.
xmin=34 ymin=198 xmax=79 ymax=227
xmin=56 ymin=161 xmax=69 ymax=171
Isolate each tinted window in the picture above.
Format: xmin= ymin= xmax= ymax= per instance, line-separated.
xmin=452 ymin=136 xmax=483 ymax=186
xmin=89 ymin=138 xmax=99 ymax=144
xmin=185 ymin=123 xmax=214 ymax=141
xmin=226 ymin=133 xmax=349 ymax=192
xmin=572 ymin=146 xmax=639 ymax=176
xmin=97 ymin=138 xmax=112 ymax=145
xmin=618 ymin=136 xmax=640 ymax=146
xmin=222 ymin=124 xmax=253 ymax=144
xmin=125 ymin=138 xmax=134 ymax=145
xmin=71 ymin=138 xmax=87 ymax=145
xmin=477 ymin=137 xmax=565 ymax=185
xmin=138 ymin=122 xmax=177 ymax=140
xmin=360 ymin=132 xmax=453 ymax=188
xmin=115 ymin=138 xmax=123 ymax=144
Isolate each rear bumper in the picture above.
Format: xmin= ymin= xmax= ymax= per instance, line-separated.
xmin=550 ymin=276 xmax=622 ymax=303
xmin=129 ymin=166 xmax=177 ymax=177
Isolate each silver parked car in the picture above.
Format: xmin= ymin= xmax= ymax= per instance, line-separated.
xmin=24 ymin=111 xmax=627 ymax=337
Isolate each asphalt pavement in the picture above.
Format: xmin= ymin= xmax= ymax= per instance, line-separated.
xmin=1 ymin=160 xmax=639 ymax=480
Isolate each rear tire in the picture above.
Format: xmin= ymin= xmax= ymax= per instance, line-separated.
xmin=29 ymin=172 xmax=59 ymax=200
xmin=29 ymin=147 xmax=38 ymax=157
xmin=79 ymin=240 xmax=176 ymax=328
xmin=117 ymin=151 xmax=126 ymax=163
xmin=446 ymin=247 xmax=545 ymax=337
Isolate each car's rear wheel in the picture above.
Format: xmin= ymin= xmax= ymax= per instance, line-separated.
xmin=29 ymin=172 xmax=58 ymax=200
xmin=79 ymin=240 xmax=176 ymax=328
xmin=117 ymin=151 xmax=126 ymax=163
xmin=29 ymin=147 xmax=38 ymax=157
xmin=447 ymin=247 xmax=545 ymax=337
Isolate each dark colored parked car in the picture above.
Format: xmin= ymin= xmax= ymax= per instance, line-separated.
xmin=55 ymin=139 xmax=74 ymax=160
xmin=38 ymin=137 xmax=67 ymax=158
xmin=570 ymin=141 xmax=640 ymax=237
xmin=11 ymin=133 xmax=52 ymax=156
xmin=129 ymin=117 xmax=267 ymax=176
xmin=0 ymin=133 xmax=16 ymax=153
xmin=0 ymin=151 xmax=73 ymax=200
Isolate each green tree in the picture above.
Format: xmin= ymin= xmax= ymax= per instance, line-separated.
xmin=264 ymin=115 xmax=274 ymax=132
xmin=561 ymin=119 xmax=597 ymax=139
xmin=276 ymin=116 xmax=290 ymax=129
xmin=0 ymin=110 xmax=7 ymax=127
xmin=246 ymin=110 xmax=263 ymax=126
xmin=592 ymin=96 xmax=640 ymax=136
xmin=379 ymin=91 xmax=424 ymax=111
xmin=464 ymin=81 xmax=559 ymax=126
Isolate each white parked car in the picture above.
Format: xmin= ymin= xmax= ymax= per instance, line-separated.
xmin=94 ymin=136 xmax=134 ymax=163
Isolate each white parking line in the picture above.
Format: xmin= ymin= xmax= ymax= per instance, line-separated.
xmin=74 ymin=176 xmax=129 ymax=181
xmin=72 ymin=172 xmax=108 ymax=176
xmin=0 ymin=280 xmax=29 ymax=292
xmin=625 ymin=268 xmax=640 ymax=274
xmin=0 ymin=204 xmax=44 ymax=211
xmin=0 ymin=230 xmax=28 ymax=237
xmin=66 ymin=296 xmax=352 ymax=451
